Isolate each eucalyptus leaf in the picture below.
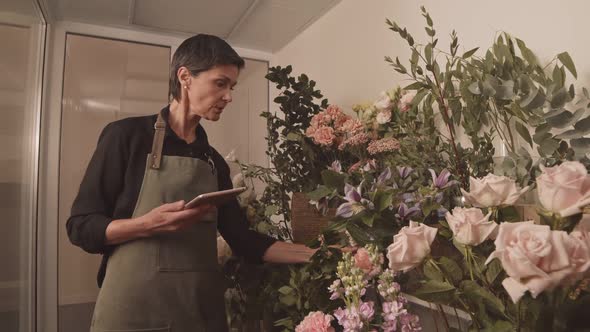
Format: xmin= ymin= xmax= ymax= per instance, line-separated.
xmin=462 ymin=47 xmax=479 ymax=59
xmin=520 ymin=88 xmax=546 ymax=110
xmin=515 ymin=121 xmax=533 ymax=147
xmin=571 ymin=138 xmax=590 ymax=157
xmin=546 ymin=110 xmax=575 ymax=128
xmin=550 ymin=88 xmax=568 ymax=109
xmin=468 ymin=81 xmax=481 ymax=95
xmin=558 ymin=52 xmax=577 ymax=79
xmin=573 ymin=115 xmax=590 ymax=132
xmin=495 ymin=80 xmax=515 ymax=100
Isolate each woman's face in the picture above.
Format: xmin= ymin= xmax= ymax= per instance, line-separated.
xmin=183 ymin=64 xmax=239 ymax=121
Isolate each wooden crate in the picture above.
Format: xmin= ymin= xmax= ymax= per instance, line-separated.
xmin=290 ymin=192 xmax=335 ymax=244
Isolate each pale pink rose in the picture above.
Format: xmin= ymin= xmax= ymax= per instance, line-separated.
xmin=312 ymin=126 xmax=336 ymax=146
xmin=376 ymin=110 xmax=392 ymax=124
xmin=537 ymin=161 xmax=590 ymax=217
xmin=398 ymin=90 xmax=416 ymax=112
xmin=569 ymin=225 xmax=590 ymax=280
xmin=387 ymin=221 xmax=438 ymax=272
xmin=295 ymin=311 xmax=335 ymax=332
xmin=374 ymin=91 xmax=393 ymax=110
xmin=486 ymin=221 xmax=579 ymax=303
xmin=461 ymin=174 xmax=529 ymax=208
xmin=445 ymin=207 xmax=497 ymax=246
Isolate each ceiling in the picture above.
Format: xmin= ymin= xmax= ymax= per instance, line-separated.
xmin=41 ymin=0 xmax=342 ymax=53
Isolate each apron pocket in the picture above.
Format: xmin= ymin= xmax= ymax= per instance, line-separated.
xmin=157 ymin=236 xmax=218 ymax=272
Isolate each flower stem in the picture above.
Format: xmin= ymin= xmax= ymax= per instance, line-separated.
xmin=465 ymin=246 xmax=474 ymax=281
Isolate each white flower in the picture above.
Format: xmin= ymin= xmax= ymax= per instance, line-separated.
xmin=445 ymin=207 xmax=497 ymax=246
xmin=373 ymin=91 xmax=393 ymax=110
xmin=376 ymin=110 xmax=392 ymax=124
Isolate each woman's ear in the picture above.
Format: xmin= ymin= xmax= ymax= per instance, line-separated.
xmin=177 ymin=66 xmax=191 ymax=89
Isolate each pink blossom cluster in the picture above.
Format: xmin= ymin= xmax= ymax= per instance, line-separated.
xmin=306 ymin=105 xmax=371 ymax=150
xmin=353 ymin=244 xmax=384 ymax=279
xmin=367 ymin=137 xmax=401 ymax=155
xmin=333 ymin=301 xmax=375 ymax=332
xmin=295 ymin=311 xmax=335 ymax=332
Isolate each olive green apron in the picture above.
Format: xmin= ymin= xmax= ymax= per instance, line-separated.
xmin=90 ymin=113 xmax=228 ymax=332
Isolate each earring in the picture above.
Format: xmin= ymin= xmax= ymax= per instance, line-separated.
xmin=183 ymin=85 xmax=187 ymax=89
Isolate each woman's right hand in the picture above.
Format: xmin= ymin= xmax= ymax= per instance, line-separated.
xmin=139 ymin=200 xmax=215 ymax=235
xmin=105 ymin=200 xmax=215 ymax=245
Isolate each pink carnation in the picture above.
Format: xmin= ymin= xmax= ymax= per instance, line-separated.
xmin=339 ymin=119 xmax=364 ymax=135
xmin=312 ymin=126 xmax=336 ymax=146
xmin=296 ymin=311 xmax=335 ymax=332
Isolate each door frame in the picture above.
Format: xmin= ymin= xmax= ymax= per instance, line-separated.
xmin=37 ymin=20 xmax=271 ymax=332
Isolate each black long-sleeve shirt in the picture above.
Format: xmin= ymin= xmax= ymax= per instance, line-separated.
xmin=66 ymin=105 xmax=276 ymax=286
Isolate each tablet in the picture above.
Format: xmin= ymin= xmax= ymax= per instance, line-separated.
xmin=184 ymin=187 xmax=248 ymax=209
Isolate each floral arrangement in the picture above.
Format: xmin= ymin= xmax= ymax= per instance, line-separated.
xmin=222 ymin=6 xmax=590 ymax=332
xmin=296 ymin=245 xmax=420 ymax=332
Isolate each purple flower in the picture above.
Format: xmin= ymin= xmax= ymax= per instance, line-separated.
xmin=396 ymin=203 xmax=420 ymax=220
xmin=397 ymin=166 xmax=414 ymax=179
xmin=399 ymin=313 xmax=421 ymax=331
xmin=333 ymin=306 xmax=363 ymax=332
xmin=329 ymin=160 xmax=342 ymax=173
xmin=429 ymin=169 xmax=458 ymax=189
xmin=336 ymin=183 xmax=373 ymax=218
xmin=336 ymin=184 xmax=362 ymax=218
xmin=377 ymin=167 xmax=392 ymax=185
xmin=359 ymin=301 xmax=375 ymax=321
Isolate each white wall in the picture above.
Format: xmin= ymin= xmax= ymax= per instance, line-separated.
xmin=272 ymin=0 xmax=590 ymax=112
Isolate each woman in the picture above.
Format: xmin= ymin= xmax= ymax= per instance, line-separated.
xmin=67 ymin=34 xmax=316 ymax=331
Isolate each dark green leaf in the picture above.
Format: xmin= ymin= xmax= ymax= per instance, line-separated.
xmin=285 ymin=132 xmax=300 ymax=141
xmin=462 ymin=47 xmax=479 ymax=59
xmin=425 ymin=44 xmax=433 ymax=64
xmin=306 ymin=185 xmax=333 ymax=201
xmin=265 ymin=205 xmax=279 ymax=216
xmin=424 ymin=261 xmax=444 ymax=281
xmin=404 ymin=81 xmax=427 ymax=90
xmin=414 ymin=280 xmax=456 ymax=303
xmin=550 ymin=88 xmax=568 ymax=109
xmin=515 ymin=121 xmax=533 ymax=147
xmin=460 ymin=280 xmax=505 ymax=315
xmin=485 ymin=258 xmax=504 ymax=284
xmin=573 ymin=114 xmax=590 ymax=132
xmin=374 ymin=191 xmax=393 ymax=212
xmin=571 ymin=137 xmax=590 ymax=157
xmin=439 ymin=256 xmax=463 ymax=284
xmin=321 ymin=170 xmax=346 ymax=190
xmin=558 ymin=52 xmax=577 ymax=79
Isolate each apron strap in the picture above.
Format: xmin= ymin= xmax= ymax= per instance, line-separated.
xmin=150 ymin=112 xmax=166 ymax=169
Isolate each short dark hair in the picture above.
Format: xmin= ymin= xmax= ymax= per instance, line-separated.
xmin=169 ymin=34 xmax=245 ymax=101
